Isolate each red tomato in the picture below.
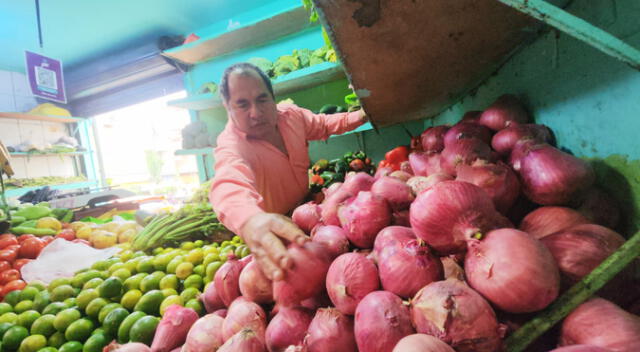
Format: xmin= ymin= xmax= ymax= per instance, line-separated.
xmin=72 ymin=239 xmax=90 ymax=246
xmin=0 ymin=269 xmax=20 ymax=284
xmin=17 ymin=234 xmax=36 ymax=243
xmin=0 ymin=249 xmax=17 ymax=263
xmin=1 ymin=280 xmax=26 ymax=296
xmin=0 ymin=234 xmax=17 ymax=249
xmin=19 ymin=238 xmax=44 ymax=259
xmin=56 ymin=229 xmax=76 ymax=241
xmin=13 ymin=259 xmax=31 ymax=271
xmin=40 ymin=236 xmax=55 ymax=245
xmin=0 ymin=261 xmax=10 ymax=273
xmin=5 ymin=244 xmax=20 ymax=252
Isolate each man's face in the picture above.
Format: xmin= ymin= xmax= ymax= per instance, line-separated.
xmin=224 ymin=70 xmax=278 ymax=139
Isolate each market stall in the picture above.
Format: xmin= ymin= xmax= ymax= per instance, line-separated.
xmin=0 ymin=0 xmax=638 ymax=351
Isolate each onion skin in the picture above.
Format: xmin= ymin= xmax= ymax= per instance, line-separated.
xmin=519 ymin=206 xmax=590 ymax=239
xmin=151 ymin=305 xmax=199 ymax=352
xmin=321 ymin=189 xmax=352 ymax=226
xmin=338 ymin=192 xmax=392 ymax=249
xmin=306 ymin=308 xmax=357 ymax=352
xmin=420 ymin=126 xmax=450 ymax=153
xmin=441 ymin=256 xmax=465 ymax=281
xmin=548 ymin=346 xmax=614 ymax=352
xmin=478 ymin=94 xmax=529 ymax=131
xmin=375 ymin=168 xmax=393 ymax=179
xmin=273 ymin=242 xmax=331 ymax=307
xmin=390 ymin=170 xmax=413 ymax=182
xmin=456 ymin=161 xmax=521 ymax=214
xmin=440 ymin=138 xmax=493 ymax=176
xmin=465 ymin=228 xmax=560 ymax=313
xmin=311 ymin=225 xmax=350 ymax=259
xmin=213 ymin=257 xmax=245 ymax=307
xmin=222 ymin=296 xmax=267 ymax=343
xmin=183 ymin=314 xmax=225 ymax=352
xmin=265 ymin=307 xmax=313 ymax=352
xmin=443 ymin=122 xmax=493 ymax=147
xmin=491 ymin=123 xmax=554 ymax=155
xmin=409 ymin=152 xmax=443 ymax=177
xmin=461 ymin=111 xmax=482 ymax=123
xmin=409 ymin=181 xmax=510 ymax=255
xmin=373 ymin=226 xmax=417 ymax=262
xmin=560 ymin=298 xmax=640 ymax=352
xmin=517 ymin=143 xmax=595 ymax=205
xmin=354 ymin=291 xmax=415 ymax=352
xmin=323 ymin=182 xmax=343 ymax=198
xmin=213 ymin=309 xmax=227 ymax=318
xmin=577 ymin=188 xmax=621 ymax=230
xmin=392 ymin=334 xmax=455 ymax=352
xmin=371 ymin=176 xmax=415 ymax=211
xmin=407 ymin=174 xmax=453 ymax=195
xmin=107 ymin=343 xmax=152 ymax=352
xmin=218 ymin=328 xmax=267 ymax=352
xmin=292 ymin=202 xmax=322 ymax=234
xmin=411 ymin=279 xmax=502 ymax=352
xmin=341 ymin=172 xmax=375 ymax=195
xmin=201 ymin=281 xmax=225 ymax=313
xmin=326 ymin=252 xmax=380 ymax=315
xmin=239 ymin=260 xmax=274 ymax=304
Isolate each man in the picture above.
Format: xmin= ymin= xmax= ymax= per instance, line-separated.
xmin=209 ymin=62 xmax=366 ymax=281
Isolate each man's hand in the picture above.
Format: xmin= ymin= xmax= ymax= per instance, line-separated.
xmin=240 ymin=213 xmax=308 ymax=281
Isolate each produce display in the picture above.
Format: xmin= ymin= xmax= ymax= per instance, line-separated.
xmin=5 ymin=177 xmax=87 ymax=191
xmin=308 ymin=150 xmax=374 ymax=194
xmin=248 ymin=44 xmax=337 ymax=80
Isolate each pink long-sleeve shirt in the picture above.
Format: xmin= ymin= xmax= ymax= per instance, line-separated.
xmin=209 ymin=103 xmax=364 ymax=234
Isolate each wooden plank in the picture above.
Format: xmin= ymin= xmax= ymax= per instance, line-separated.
xmin=0 ymin=112 xmax=82 ymax=123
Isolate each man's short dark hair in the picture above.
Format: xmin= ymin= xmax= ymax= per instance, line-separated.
xmin=220 ymin=63 xmax=274 ymax=102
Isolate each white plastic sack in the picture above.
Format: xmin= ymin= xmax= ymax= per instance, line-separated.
xmin=21 ymin=239 xmax=121 ymax=284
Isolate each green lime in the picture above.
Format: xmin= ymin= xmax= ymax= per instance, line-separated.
xmin=17 ymin=310 xmax=40 ymax=329
xmin=120 ymin=290 xmax=142 ymax=311
xmin=75 ymin=290 xmax=99 ymax=311
xmin=180 ymin=242 xmax=195 ymax=251
xmin=82 ymin=278 xmax=103 ymax=290
xmin=63 ymin=298 xmax=76 ymax=308
xmin=39 ymin=347 xmax=58 ymax=352
xmin=26 ymin=281 xmax=46 ymax=292
xmin=50 ymin=286 xmax=75 ymax=303
xmin=2 ymin=325 xmax=29 ymax=350
xmin=102 ymin=308 xmax=128 ymax=337
xmin=165 ymin=256 xmax=184 ymax=274
xmin=184 ymin=299 xmax=203 ymax=315
xmin=183 ymin=275 xmax=203 ymax=291
xmin=193 ymin=265 xmax=205 ymax=277
xmin=91 ymin=328 xmax=105 ymax=336
xmin=53 ymin=308 xmax=81 ymax=332
xmin=14 ymin=300 xmax=34 ymax=314
xmin=98 ymin=278 xmax=123 ymax=299
xmin=33 ymin=291 xmax=51 ymax=313
xmin=84 ymin=298 xmax=108 ymax=319
xmin=205 ymin=261 xmax=223 ymax=281
xmin=0 ymin=302 xmax=13 ymax=315
xmin=48 ymin=331 xmax=66 ymax=348
xmin=152 ymin=255 xmax=170 ymax=272
xmin=135 ymin=257 xmax=154 ymax=274
xmin=110 ymin=268 xmax=131 ymax=282
xmin=0 ymin=322 xmax=13 ymax=336
xmin=139 ymin=275 xmax=161 ymax=293
xmin=161 ymin=289 xmax=178 ymax=298
xmin=175 ymin=262 xmax=193 ymax=280
xmin=4 ymin=290 xmax=22 ymax=306
xmin=152 ymin=248 xmax=164 ymax=255
xmin=123 ymin=273 xmax=147 ymax=291
xmin=30 ymin=314 xmax=56 ymax=337
xmin=194 ymin=240 xmax=204 ymax=248
xmin=20 ymin=287 xmax=40 ymax=301
xmin=82 ymin=333 xmax=108 ymax=352
xmin=158 ymin=275 xmax=178 ymax=291
xmin=116 ymin=312 xmax=145 ymax=343
xmin=58 ymin=341 xmax=82 ymax=352
xmin=64 ymin=318 xmax=93 ymax=342
xmin=232 ymin=235 xmax=242 ymax=243
xmin=132 ymin=251 xmax=146 ymax=259
xmin=41 ymin=302 xmax=67 ymax=316
xmin=90 ymin=259 xmax=111 ymax=271
xmin=122 ymin=260 xmax=138 ymax=274
xmin=18 ymin=334 xmax=46 ymax=352
xmin=202 ymin=253 xmax=219 ymax=267
xmin=179 ymin=288 xmax=200 ymax=303
xmin=98 ymin=303 xmax=121 ymax=324
xmin=185 ymin=249 xmax=204 ymax=265
xmin=118 ymin=250 xmax=133 ymax=262
xmin=159 ymin=296 xmax=183 ymax=316
xmin=237 ymin=245 xmax=251 ymax=258
xmin=129 ymin=316 xmax=158 ymax=345
xmin=133 ymin=290 xmax=164 ymax=316
xmin=0 ymin=312 xmax=18 ymax=324
xmin=107 ymin=263 xmax=126 ymax=275
xmin=48 ymin=279 xmax=71 ymax=292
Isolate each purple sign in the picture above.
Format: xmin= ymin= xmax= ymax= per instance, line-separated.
xmin=25 ymin=51 xmax=67 ymax=104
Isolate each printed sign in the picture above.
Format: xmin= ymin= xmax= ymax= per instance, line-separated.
xmin=25 ymin=51 xmax=67 ymax=104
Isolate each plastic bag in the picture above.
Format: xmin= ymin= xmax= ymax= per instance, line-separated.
xmin=21 ymin=239 xmax=121 ymax=284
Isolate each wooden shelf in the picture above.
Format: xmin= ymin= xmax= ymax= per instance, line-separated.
xmin=5 ymin=180 xmax=98 ymax=198
xmin=168 ymin=62 xmax=346 ymax=111
xmin=174 ymin=147 xmax=214 ymax=156
xmin=0 ymin=112 xmax=84 ymax=123
xmin=162 ymin=6 xmax=315 ymax=65
xmin=9 ymin=151 xmax=89 ymax=158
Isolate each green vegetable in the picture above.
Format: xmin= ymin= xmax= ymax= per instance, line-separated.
xmin=10 ymin=227 xmax=57 ymax=236
xmin=14 ymin=206 xmax=51 ymax=220
xmin=293 ymin=48 xmax=312 ymax=68
xmin=10 ymin=216 xmax=26 ymax=225
xmin=61 ymin=211 xmax=73 ymax=223
xmin=19 ymin=220 xmax=37 ymax=228
xmin=247 ymin=57 xmax=274 ymax=76
xmin=273 ymin=55 xmax=299 ymax=78
xmin=318 ymin=104 xmax=338 ymax=114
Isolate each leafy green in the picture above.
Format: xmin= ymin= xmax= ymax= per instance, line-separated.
xmin=293 ymin=49 xmax=313 ymax=68
xmin=273 ymin=55 xmax=300 ymax=78
xmin=247 ymin=57 xmax=274 ymax=76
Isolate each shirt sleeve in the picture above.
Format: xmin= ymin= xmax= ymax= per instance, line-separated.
xmin=209 ymin=146 xmax=265 ymax=235
xmin=291 ymin=105 xmax=365 ymax=141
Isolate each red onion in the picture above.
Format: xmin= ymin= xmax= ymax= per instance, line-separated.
xmin=371 ymin=176 xmax=415 ymax=211
xmin=441 ymin=256 xmax=465 ymax=281
xmin=265 ymin=307 xmax=313 ymax=352
xmin=549 ymin=346 xmax=614 ymax=352
xmin=326 ymin=252 xmax=380 ymax=315
xmin=409 ymin=181 xmax=510 ymax=254
xmin=273 ymin=242 xmax=331 ymax=306
xmin=311 ymin=225 xmax=350 ymax=259
xmin=201 ymin=282 xmax=225 ymax=313
xmin=406 ymin=174 xmax=453 ymax=195
xmin=218 ymin=329 xmax=266 ymax=352
xmin=516 ymin=143 xmax=595 ymax=205
xmin=560 ymin=298 xmax=640 ymax=351
xmin=338 ymin=192 xmax=392 ymax=249
xmin=411 ymin=279 xmax=502 ymax=352
xmin=222 ymin=296 xmax=267 ymax=342
xmin=491 ymin=123 xmax=554 ymax=155
xmin=239 ymin=260 xmax=274 ymax=304
xmin=341 ymin=172 xmax=375 ymax=195
xmin=377 ymin=234 xmax=443 ymax=299
xmin=540 ymin=224 xmax=625 ymax=283
xmin=306 ymin=308 xmax=356 ymax=352
xmin=292 ymin=202 xmax=321 ymax=234
xmin=519 ymin=206 xmax=590 ymax=239
xmin=354 ymin=291 xmax=415 ymax=352
xmin=392 ymin=210 xmax=411 ymax=226
xmin=577 ymin=188 xmax=621 ymax=229
xmin=374 ymin=167 xmax=393 ymax=179
xmin=420 ymin=126 xmax=450 ymax=153
xmin=390 ymin=170 xmax=412 ymax=182
xmin=213 ymin=256 xmax=245 ymax=307
xmin=478 ymin=94 xmax=529 ymax=131
xmin=408 ymin=152 xmax=442 ymax=177
xmin=393 ymin=334 xmax=455 ymax=352
xmin=300 ymin=290 xmax=332 ymax=311
xmin=399 ymin=161 xmax=414 ymax=175
xmin=373 ymin=226 xmax=417 ymax=261
xmin=323 ymin=182 xmax=343 ymax=198
xmin=509 ymin=139 xmax=537 ymax=172
xmin=213 ymin=309 xmax=227 ymax=318
xmin=456 ymin=161 xmax=521 ymax=214
xmin=151 ymin=305 xmax=198 ymax=352
xmin=183 ymin=314 xmax=225 ymax=352
xmin=461 ymin=110 xmax=482 ymax=123
xmin=320 ymin=189 xmax=352 ymax=226
xmin=465 ymin=228 xmax=560 ymax=313
xmin=105 ymin=343 xmax=151 ymax=352
xmin=443 ymin=122 xmax=492 ymax=147
xmin=440 ymin=139 xmax=493 ymax=176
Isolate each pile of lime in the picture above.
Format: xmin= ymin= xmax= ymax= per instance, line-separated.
xmin=0 ymin=237 xmax=248 ymax=351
